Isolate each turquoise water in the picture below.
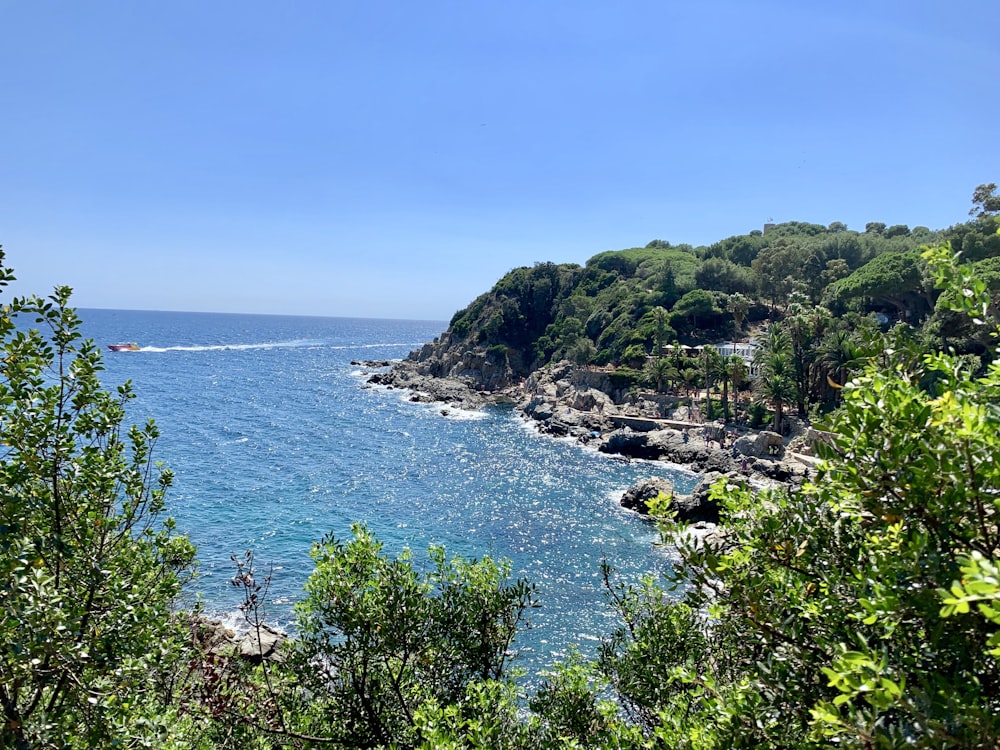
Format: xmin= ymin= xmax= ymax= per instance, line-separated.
xmin=79 ymin=309 xmax=698 ymax=674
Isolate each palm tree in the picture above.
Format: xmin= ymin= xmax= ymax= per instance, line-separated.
xmin=753 ymin=324 xmax=797 ymax=433
xmin=651 ymin=306 xmax=670 ymax=359
xmin=701 ymin=346 xmax=723 ymax=419
xmin=720 ymin=354 xmax=748 ymax=423
xmin=680 ymin=367 xmax=699 ymax=411
xmin=727 ymin=292 xmax=751 ymax=335
xmin=755 ymin=357 xmax=796 ymax=434
xmin=754 ymin=323 xmax=791 ymax=368
xmin=784 ymin=302 xmax=831 ymax=415
xmin=646 ymin=357 xmax=678 ymax=394
xmin=815 ymin=327 xmax=871 ymax=404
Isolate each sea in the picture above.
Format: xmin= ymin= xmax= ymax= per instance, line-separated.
xmin=77 ymin=308 xmax=699 ymax=678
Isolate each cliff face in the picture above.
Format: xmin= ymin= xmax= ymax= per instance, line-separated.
xmin=365 ymin=329 xmax=520 ymax=410
xmin=404 ymin=331 xmax=521 ymax=391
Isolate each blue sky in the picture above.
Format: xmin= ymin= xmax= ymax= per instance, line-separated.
xmin=1 ymin=1 xmax=998 ymax=320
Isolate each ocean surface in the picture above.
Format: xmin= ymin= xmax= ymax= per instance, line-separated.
xmin=78 ymin=308 xmax=698 ymax=677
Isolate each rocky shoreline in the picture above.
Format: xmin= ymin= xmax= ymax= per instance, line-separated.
xmin=360 ymin=355 xmax=824 ymax=528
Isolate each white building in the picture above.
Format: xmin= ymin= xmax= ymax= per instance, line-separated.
xmin=711 ymin=340 xmax=759 ymax=375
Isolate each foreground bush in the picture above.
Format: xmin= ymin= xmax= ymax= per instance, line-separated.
xmin=0 ymin=249 xmax=196 ymax=749
xmin=182 ymin=526 xmax=538 ymax=749
xmin=591 ymin=243 xmax=1000 ymax=748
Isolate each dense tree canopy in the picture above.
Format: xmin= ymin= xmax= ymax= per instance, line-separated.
xmin=442 ymin=189 xmax=1000 ymax=380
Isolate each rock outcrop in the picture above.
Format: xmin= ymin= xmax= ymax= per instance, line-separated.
xmin=619 ymin=475 xmax=720 ymax=524
xmin=599 ymin=427 xmax=743 ymax=476
xmin=187 ymin=616 xmax=287 ymax=664
xmin=358 ymin=331 xmax=539 ymax=411
xmin=732 ymin=430 xmax=784 ymax=458
xmin=237 ymin=624 xmax=286 ymax=664
xmin=619 ymin=477 xmax=674 ymax=515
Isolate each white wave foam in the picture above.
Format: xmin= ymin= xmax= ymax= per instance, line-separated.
xmin=344 ymin=342 xmax=425 ymax=349
xmin=213 ymin=608 xmax=293 ymax=636
xmin=137 ymin=340 xmax=425 ymax=353
xmin=140 ymin=340 xmax=320 ymax=353
xmin=217 ymin=608 xmax=249 ymax=633
xmin=434 ymin=406 xmax=487 ymax=421
xmin=367 ymin=382 xmax=487 ymax=421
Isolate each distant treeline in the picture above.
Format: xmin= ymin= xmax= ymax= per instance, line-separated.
xmin=447 ymin=187 xmax=1000 ymax=376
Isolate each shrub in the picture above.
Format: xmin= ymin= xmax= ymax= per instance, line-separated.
xmin=0 ymin=249 xmax=196 ymax=749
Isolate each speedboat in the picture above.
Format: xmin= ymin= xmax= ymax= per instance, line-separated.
xmin=107 ymin=342 xmax=140 ymax=352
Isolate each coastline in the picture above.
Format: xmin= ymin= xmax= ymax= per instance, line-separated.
xmin=360 ymin=357 xmax=817 ymax=514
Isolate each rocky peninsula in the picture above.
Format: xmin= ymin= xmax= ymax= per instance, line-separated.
xmin=359 ymin=338 xmax=825 ymax=526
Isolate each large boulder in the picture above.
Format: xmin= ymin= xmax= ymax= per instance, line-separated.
xmin=732 ymin=430 xmax=783 ymax=458
xmin=186 ymin=615 xmax=237 ymax=657
xmin=237 ymin=624 xmax=287 ymax=664
xmin=185 ymin=616 xmax=286 ymax=664
xmin=620 ymin=477 xmax=674 ymax=514
xmin=571 ymin=387 xmax=614 ymax=413
xmin=619 ymin=475 xmax=720 ymax=524
xmin=601 ymin=429 xmax=662 ymax=460
xmin=523 ymin=395 xmax=554 ymax=421
xmin=752 ymin=458 xmax=805 ymax=483
xmin=600 ymin=428 xmax=740 ymax=476
xmin=602 ymin=427 xmax=695 ymax=460
xmin=675 ymin=472 xmax=723 ymax=524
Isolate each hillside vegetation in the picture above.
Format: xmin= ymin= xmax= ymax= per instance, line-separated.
xmin=3 ymin=186 xmax=1000 ymax=748
xmin=446 ymin=190 xmax=1000 ymax=409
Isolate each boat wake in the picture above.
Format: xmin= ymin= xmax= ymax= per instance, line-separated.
xmin=138 ymin=341 xmax=427 ymax=353
xmin=140 ymin=340 xmax=321 ymax=353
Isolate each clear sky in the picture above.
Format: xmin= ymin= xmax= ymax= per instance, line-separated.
xmin=2 ymin=1 xmax=998 ymax=320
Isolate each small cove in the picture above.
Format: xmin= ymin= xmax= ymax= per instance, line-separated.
xmin=81 ymin=308 xmax=698 ymax=676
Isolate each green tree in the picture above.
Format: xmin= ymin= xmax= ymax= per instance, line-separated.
xmin=753 ymin=324 xmax=797 ymax=432
xmin=751 ymin=238 xmax=808 ymax=310
xmin=725 ymin=292 xmax=750 ymax=334
xmin=275 ymin=525 xmax=537 ymax=748
xmin=592 ymin=242 xmax=1000 ymax=748
xmin=825 ymin=248 xmax=936 ymax=321
xmin=680 ymin=367 xmax=699 ymax=410
xmin=672 ymin=289 xmax=719 ymax=331
xmin=970 ymin=182 xmax=1000 ymax=219
xmin=621 ymin=343 xmax=647 ymax=369
xmin=719 ymin=354 xmax=747 ymax=423
xmin=568 ymin=338 xmax=596 ymax=366
xmin=650 ymin=306 xmax=670 ymax=359
xmin=645 ymin=357 xmax=678 ymax=394
xmin=785 ymin=301 xmax=831 ymax=415
xmin=701 ymin=346 xmax=723 ymax=418
xmin=815 ymin=232 xmax=870 ymax=271
xmin=0 ymin=250 xmax=196 ymax=749
xmin=814 ymin=324 xmax=874 ymax=405
xmin=820 ymin=257 xmax=851 ymax=288
xmin=694 ymin=257 xmax=753 ymax=295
